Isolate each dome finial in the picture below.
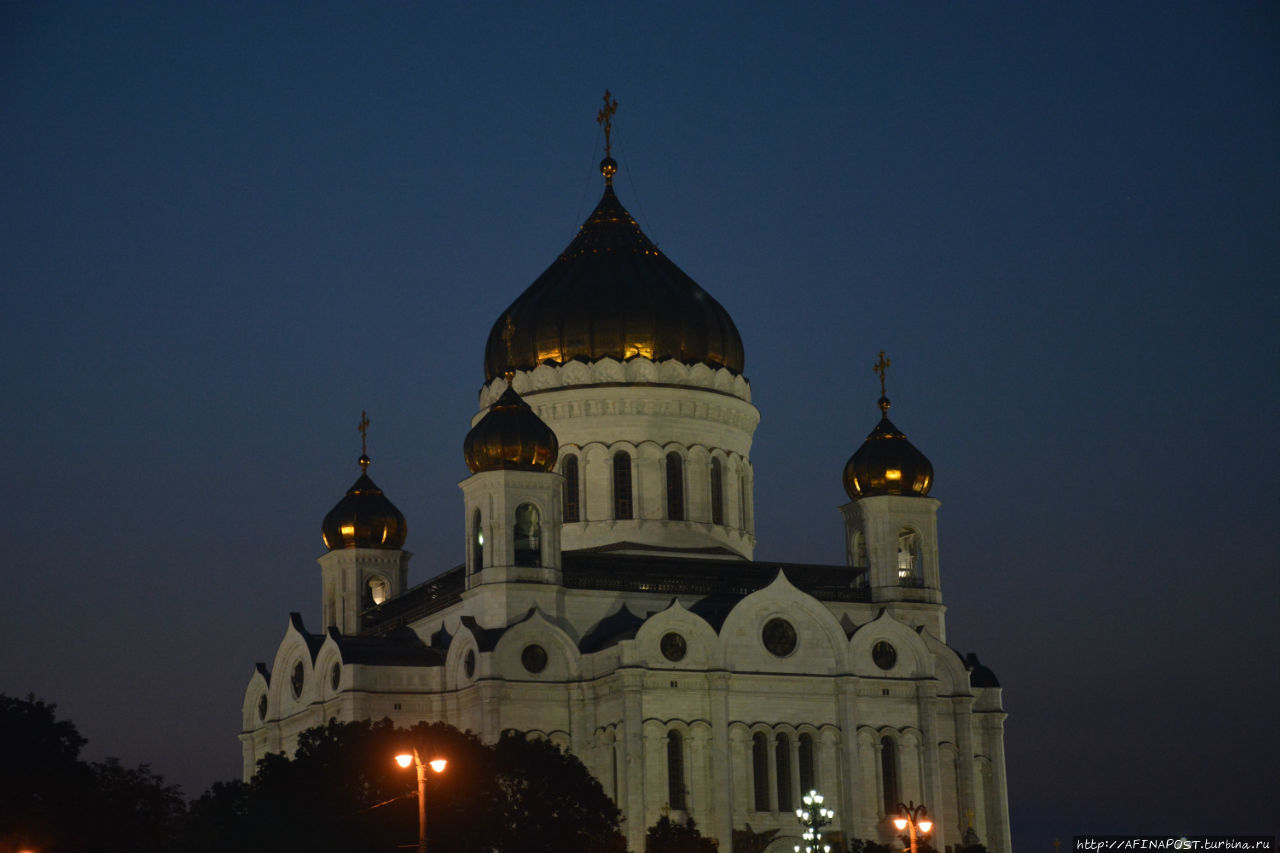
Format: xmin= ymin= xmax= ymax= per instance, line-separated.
xmin=597 ymin=89 xmax=619 ymax=183
xmin=873 ymin=349 xmax=892 ymax=413
xmin=358 ymin=410 xmax=371 ymax=471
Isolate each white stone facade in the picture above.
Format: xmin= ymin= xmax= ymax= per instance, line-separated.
xmin=241 ymin=358 xmax=1011 ymax=853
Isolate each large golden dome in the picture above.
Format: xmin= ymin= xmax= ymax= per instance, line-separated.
xmin=463 ymin=385 xmax=559 ymax=473
xmin=321 ymin=455 xmax=408 ymax=550
xmin=482 ymin=160 xmax=745 ymax=383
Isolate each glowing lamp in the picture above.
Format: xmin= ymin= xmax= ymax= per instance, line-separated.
xmin=918 ymin=819 xmax=932 ymax=834
xmin=893 ymin=817 xmax=908 ymax=831
xmin=429 ymin=758 xmax=447 ymax=773
xmin=395 ymin=753 xmax=413 ymax=768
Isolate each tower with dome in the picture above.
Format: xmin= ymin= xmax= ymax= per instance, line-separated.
xmin=240 ymin=96 xmax=1011 ymax=853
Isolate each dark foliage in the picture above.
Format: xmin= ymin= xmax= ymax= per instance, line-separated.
xmin=732 ymin=822 xmax=780 ymax=853
xmin=646 ymin=815 xmax=719 ymax=853
xmin=1 ymin=694 xmax=185 ymax=853
xmin=182 ymin=718 xmax=625 ymax=853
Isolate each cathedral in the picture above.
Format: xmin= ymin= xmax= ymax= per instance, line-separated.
xmin=239 ymin=101 xmax=1012 ymax=853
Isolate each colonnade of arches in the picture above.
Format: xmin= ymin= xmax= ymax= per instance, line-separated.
xmin=557 ymin=442 xmax=753 ymax=532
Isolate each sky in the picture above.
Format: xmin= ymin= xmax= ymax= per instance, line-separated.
xmin=3 ymin=1 xmax=1278 ymax=847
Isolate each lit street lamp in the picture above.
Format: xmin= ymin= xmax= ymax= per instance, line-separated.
xmin=794 ymin=789 xmax=835 ymax=853
xmin=892 ymin=801 xmax=933 ymax=853
xmin=394 ymin=747 xmax=447 ymax=853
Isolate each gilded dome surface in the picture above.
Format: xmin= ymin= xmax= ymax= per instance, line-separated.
xmin=482 ymin=172 xmax=745 ymax=382
xmin=322 ymin=457 xmax=408 ymax=550
xmin=843 ymin=397 xmax=934 ymax=499
xmin=464 ymin=385 xmax=559 ymax=473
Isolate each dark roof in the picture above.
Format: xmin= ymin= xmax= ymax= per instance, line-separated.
xmin=965 ymin=652 xmax=1000 ymax=687
xmin=329 ymin=625 xmax=444 ymax=667
xmin=458 ymin=615 xmax=508 ymax=652
xmin=579 ymin=604 xmax=646 ymax=652
xmin=289 ymin=612 xmax=326 ymax=661
xmin=562 ymin=551 xmax=870 ymax=602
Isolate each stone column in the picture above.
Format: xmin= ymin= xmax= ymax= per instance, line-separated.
xmin=622 ymin=673 xmax=647 ymax=853
xmin=708 ymin=673 xmax=734 ymax=847
xmin=835 ymin=678 xmax=864 ymax=837
xmin=916 ymin=684 xmax=943 ymax=851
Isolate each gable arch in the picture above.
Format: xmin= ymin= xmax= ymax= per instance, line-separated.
xmin=492 ymin=610 xmax=581 ymax=682
xmin=634 ymin=599 xmax=721 ymax=669
xmin=848 ymin=610 xmax=934 ymax=678
xmin=719 ymin=571 xmax=850 ymax=674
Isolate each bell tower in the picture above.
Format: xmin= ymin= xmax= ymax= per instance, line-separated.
xmin=318 ymin=412 xmax=410 ymax=634
xmin=840 ymin=352 xmax=942 ymax=606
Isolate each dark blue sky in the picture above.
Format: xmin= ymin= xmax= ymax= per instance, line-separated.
xmin=3 ymin=2 xmax=1277 ymax=846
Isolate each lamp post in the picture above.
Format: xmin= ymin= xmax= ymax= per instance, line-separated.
xmin=395 ymin=747 xmax=447 ymax=853
xmin=892 ymin=801 xmax=932 ymax=853
xmin=794 ymin=789 xmax=835 ymax=853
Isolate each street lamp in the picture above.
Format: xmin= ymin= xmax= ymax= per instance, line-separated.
xmin=794 ymin=789 xmax=835 ymax=853
xmin=394 ymin=747 xmax=447 ymax=853
xmin=891 ymin=801 xmax=932 ymax=853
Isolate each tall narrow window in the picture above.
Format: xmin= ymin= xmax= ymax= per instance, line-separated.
xmin=776 ymin=733 xmax=793 ymax=811
xmin=666 ymin=452 xmax=684 ymax=520
xmin=798 ymin=733 xmax=815 ymax=793
xmin=710 ymin=457 xmax=724 ymax=525
xmin=562 ymin=454 xmax=580 ymax=523
xmin=667 ymin=730 xmax=687 ymax=810
xmin=881 ymin=736 xmax=899 ymax=814
xmin=752 ymin=733 xmax=770 ymax=811
xmin=897 ymin=528 xmax=920 ymax=585
xmin=471 ymin=509 xmax=483 ymax=573
xmin=613 ymin=451 xmax=633 ymax=520
xmin=514 ymin=503 xmax=541 ymax=567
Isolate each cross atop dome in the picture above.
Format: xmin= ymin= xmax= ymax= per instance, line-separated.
xmin=597 ymin=89 xmax=619 ymax=181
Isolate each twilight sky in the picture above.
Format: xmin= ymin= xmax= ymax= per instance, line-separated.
xmin=3 ymin=1 xmax=1277 ymax=847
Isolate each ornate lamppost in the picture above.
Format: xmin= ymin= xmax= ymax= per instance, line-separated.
xmin=394 ymin=748 xmax=447 ymax=853
xmin=892 ymin=801 xmax=933 ymax=853
xmin=794 ymin=789 xmax=835 ymax=853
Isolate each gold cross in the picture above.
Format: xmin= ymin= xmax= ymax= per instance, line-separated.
xmin=965 ymin=809 xmax=975 ymax=829
xmin=597 ymin=89 xmax=619 ymax=157
xmin=873 ymin=350 xmax=892 ymax=397
xmin=502 ymin=314 xmax=517 ymax=383
xmin=358 ymin=411 xmax=370 ymax=456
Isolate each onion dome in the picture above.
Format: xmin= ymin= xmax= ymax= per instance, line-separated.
xmin=842 ymin=352 xmax=933 ymax=499
xmin=321 ymin=454 xmax=407 ymax=550
xmin=481 ymin=154 xmax=744 ymax=382
xmin=463 ymin=384 xmax=559 ymax=473
xmin=843 ymin=395 xmax=934 ymax=499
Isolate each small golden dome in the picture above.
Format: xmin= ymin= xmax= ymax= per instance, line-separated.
xmin=321 ymin=456 xmax=407 ymax=550
xmin=843 ymin=395 xmax=934 ymax=500
xmin=463 ymin=385 xmax=559 ymax=473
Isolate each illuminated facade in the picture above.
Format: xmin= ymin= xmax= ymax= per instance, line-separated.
xmin=240 ymin=122 xmax=1011 ymax=853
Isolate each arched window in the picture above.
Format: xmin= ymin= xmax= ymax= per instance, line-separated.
xmin=798 ymin=732 xmax=815 ymax=793
xmin=881 ymin=736 xmax=899 ymax=815
xmin=367 ymin=576 xmax=388 ymax=606
xmin=775 ymin=732 xmax=793 ymax=811
xmin=471 ymin=509 xmax=483 ymax=573
xmin=613 ymin=451 xmax=633 ymax=520
xmin=851 ymin=531 xmax=868 ymax=568
xmin=514 ymin=503 xmax=541 ymax=567
xmin=897 ymin=527 xmax=920 ymax=585
xmin=710 ymin=457 xmax=724 ymax=525
xmin=752 ymin=733 xmax=770 ymax=811
xmin=666 ymin=452 xmax=684 ymax=520
xmin=561 ymin=454 xmax=580 ymax=523
xmin=667 ymin=730 xmax=687 ymax=810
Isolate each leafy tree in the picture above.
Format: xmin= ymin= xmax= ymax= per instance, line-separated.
xmin=646 ymin=815 xmax=719 ymax=853
xmin=184 ymin=718 xmax=624 ymax=853
xmin=733 ymin=822 xmax=780 ymax=853
xmin=1 ymin=694 xmax=186 ymax=853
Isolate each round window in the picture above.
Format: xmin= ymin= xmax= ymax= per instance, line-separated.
xmin=290 ymin=661 xmax=305 ymax=698
xmin=330 ymin=662 xmax=341 ymax=690
xmin=660 ymin=632 xmax=687 ymax=662
xmin=257 ymin=694 xmax=267 ymax=721
xmin=762 ymin=618 xmax=797 ymax=657
xmin=464 ymin=649 xmax=476 ymax=678
xmin=521 ymin=644 xmax=548 ymax=674
xmin=872 ymin=640 xmax=898 ymax=671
